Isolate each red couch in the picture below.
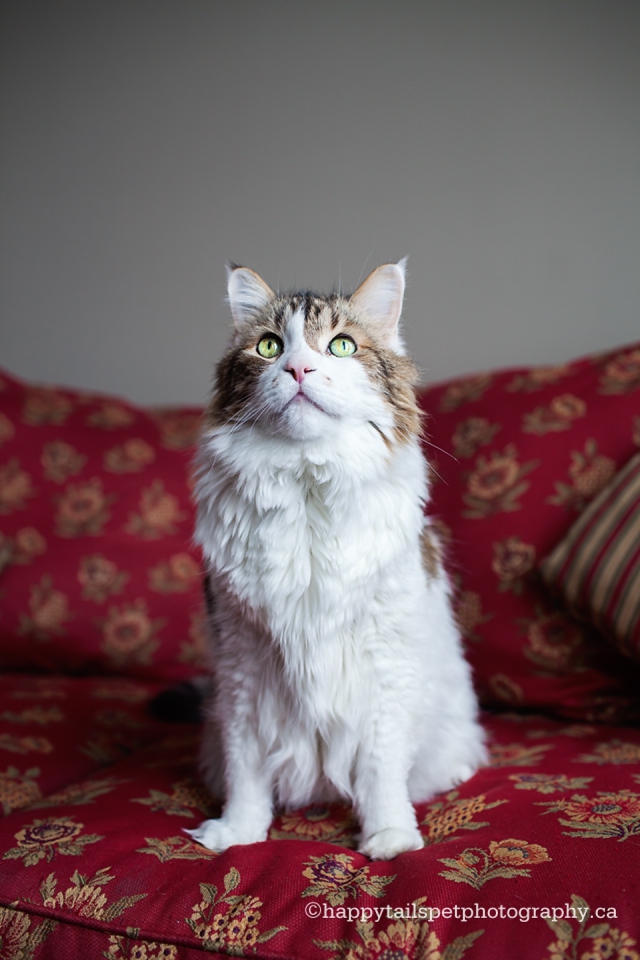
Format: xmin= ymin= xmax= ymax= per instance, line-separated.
xmin=0 ymin=344 xmax=639 ymax=960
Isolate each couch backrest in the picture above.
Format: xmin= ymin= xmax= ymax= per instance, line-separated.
xmin=0 ymin=369 xmax=206 ymax=681
xmin=418 ymin=342 xmax=640 ymax=722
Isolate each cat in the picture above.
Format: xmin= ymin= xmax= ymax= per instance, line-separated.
xmin=186 ymin=260 xmax=486 ymax=861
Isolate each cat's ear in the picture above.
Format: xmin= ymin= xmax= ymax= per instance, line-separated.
xmin=226 ymin=265 xmax=275 ymax=330
xmin=350 ymin=259 xmax=407 ymax=353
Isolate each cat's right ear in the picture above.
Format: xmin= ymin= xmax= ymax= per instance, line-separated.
xmin=226 ymin=265 xmax=275 ymax=330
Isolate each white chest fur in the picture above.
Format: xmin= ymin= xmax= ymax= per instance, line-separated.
xmin=195 ymin=420 xmax=429 ymax=648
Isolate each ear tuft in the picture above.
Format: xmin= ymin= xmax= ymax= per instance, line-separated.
xmin=226 ymin=266 xmax=275 ymax=329
xmin=350 ymin=260 xmax=407 ymax=352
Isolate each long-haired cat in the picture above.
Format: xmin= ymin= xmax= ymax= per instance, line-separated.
xmin=187 ymin=261 xmax=486 ymax=860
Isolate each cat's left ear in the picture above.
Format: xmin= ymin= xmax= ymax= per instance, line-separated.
xmin=350 ymin=259 xmax=407 ymax=353
xmin=226 ymin=265 xmax=275 ymax=331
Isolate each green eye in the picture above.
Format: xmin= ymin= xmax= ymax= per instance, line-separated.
xmin=256 ymin=335 xmax=283 ymax=359
xmin=329 ymin=335 xmax=357 ymax=358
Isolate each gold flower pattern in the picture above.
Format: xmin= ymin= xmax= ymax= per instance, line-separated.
xmin=137 ymin=835 xmax=218 ymax=862
xmin=22 ymin=388 xmax=73 ymax=426
xmin=0 ymin=458 xmax=35 ymax=514
xmin=10 ymin=527 xmax=47 ymax=565
xmin=78 ymin=554 xmax=129 ymax=603
xmin=186 ymin=868 xmax=286 ymax=953
xmin=104 ymin=438 xmax=156 ymax=473
xmin=148 ymin=553 xmax=200 ymax=593
xmin=521 ymin=394 xmax=586 ymax=435
xmin=269 ymin=804 xmax=358 ymax=846
xmin=0 ymin=766 xmax=41 ymax=815
xmin=131 ymin=779 xmax=214 ymax=819
xmin=439 ymin=374 xmax=493 ymax=411
xmin=452 ymin=416 xmax=501 ymax=458
xmin=41 ymin=440 xmax=87 ymax=484
xmin=420 ymin=790 xmax=508 ymax=845
xmin=509 ymin=773 xmax=594 ymax=794
xmin=150 ymin=409 xmax=203 ymax=449
xmin=491 ymin=536 xmax=536 ymax=594
xmin=3 ymin=816 xmax=103 ymax=866
xmin=506 ymin=364 xmax=571 ymax=392
xmin=546 ymin=438 xmax=617 ymax=511
xmin=545 ymin=894 xmax=638 ymax=960
xmin=576 ymin=741 xmax=640 ymax=765
xmin=315 ymin=904 xmax=484 ymax=960
xmin=39 ymin=866 xmax=145 ymax=921
xmin=463 ymin=444 xmax=539 ymax=518
xmin=438 ymin=838 xmax=551 ymax=888
xmin=537 ymin=790 xmax=640 ymax=841
xmin=0 ymin=906 xmax=56 ymax=959
xmin=301 ymin=853 xmax=395 ymax=906
xmin=125 ymin=480 xmax=185 ymax=539
xmin=99 ymin=600 xmax=164 ymax=666
xmin=18 ymin=577 xmax=72 ymax=640
xmin=454 ymin=588 xmax=493 ymax=643
xmin=521 ymin=609 xmax=588 ymax=673
xmin=55 ymin=478 xmax=115 ymax=537
xmin=599 ymin=348 xmax=640 ymax=394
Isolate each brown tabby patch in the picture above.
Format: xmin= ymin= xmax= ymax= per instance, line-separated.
xmin=420 ymin=525 xmax=442 ymax=580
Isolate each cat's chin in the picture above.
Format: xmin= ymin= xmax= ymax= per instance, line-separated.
xmin=276 ymin=405 xmax=333 ymax=441
xmin=263 ymin=390 xmax=334 ymax=440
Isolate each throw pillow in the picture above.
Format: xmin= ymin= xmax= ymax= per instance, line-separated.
xmin=540 ymin=452 xmax=640 ymax=662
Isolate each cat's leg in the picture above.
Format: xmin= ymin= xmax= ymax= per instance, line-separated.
xmin=354 ymin=750 xmax=424 ymax=860
xmin=352 ymin=707 xmax=425 ymax=860
xmin=186 ymin=684 xmax=273 ymax=853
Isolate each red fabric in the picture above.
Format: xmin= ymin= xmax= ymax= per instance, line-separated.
xmin=418 ymin=343 xmax=640 ymax=722
xmin=0 ymin=369 xmax=206 ymax=681
xmin=0 ymin=691 xmax=639 ymax=959
xmin=0 ymin=675 xmax=172 ymax=814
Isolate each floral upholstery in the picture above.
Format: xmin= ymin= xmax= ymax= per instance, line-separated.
xmin=418 ymin=343 xmax=640 ymax=722
xmin=1 ymin=352 xmax=639 ymax=959
xmin=0 ymin=370 xmax=206 ymax=681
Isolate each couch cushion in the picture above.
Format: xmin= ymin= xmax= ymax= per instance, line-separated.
xmin=0 ymin=674 xmax=175 ymax=817
xmin=0 ymin=369 xmax=206 ymax=681
xmin=418 ymin=343 xmax=640 ymax=722
xmin=540 ymin=452 xmax=640 ymax=663
xmin=0 ymin=699 xmax=638 ymax=958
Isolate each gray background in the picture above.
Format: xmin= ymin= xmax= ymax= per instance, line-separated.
xmin=1 ymin=0 xmax=639 ymax=405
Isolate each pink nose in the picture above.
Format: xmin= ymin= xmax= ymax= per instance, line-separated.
xmin=285 ymin=362 xmax=316 ymax=384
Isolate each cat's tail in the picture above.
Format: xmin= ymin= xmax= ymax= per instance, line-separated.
xmin=148 ymin=676 xmax=211 ymax=724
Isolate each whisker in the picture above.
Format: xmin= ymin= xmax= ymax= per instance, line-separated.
xmin=421 ymin=438 xmax=459 ymax=465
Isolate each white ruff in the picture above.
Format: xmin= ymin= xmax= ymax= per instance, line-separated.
xmin=189 ymin=417 xmax=486 ymax=860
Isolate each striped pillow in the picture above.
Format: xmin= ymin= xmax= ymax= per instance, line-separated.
xmin=540 ymin=452 xmax=640 ymax=661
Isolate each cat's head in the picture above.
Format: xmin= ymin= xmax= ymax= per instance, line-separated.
xmin=208 ymin=261 xmax=421 ymax=445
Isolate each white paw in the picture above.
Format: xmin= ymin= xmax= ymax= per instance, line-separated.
xmin=359 ymin=827 xmax=424 ymax=861
xmin=185 ymin=818 xmax=267 ymax=853
xmin=448 ymin=763 xmax=477 ymax=787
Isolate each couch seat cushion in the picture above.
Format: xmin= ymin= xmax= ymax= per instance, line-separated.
xmin=0 ymin=674 xmax=177 ymax=817
xmin=0 ymin=697 xmax=638 ymax=959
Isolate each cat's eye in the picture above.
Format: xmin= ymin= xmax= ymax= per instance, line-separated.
xmin=256 ymin=335 xmax=283 ymax=359
xmin=329 ymin=335 xmax=357 ymax=358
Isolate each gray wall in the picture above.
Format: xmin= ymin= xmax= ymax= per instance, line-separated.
xmin=1 ymin=0 xmax=639 ymax=405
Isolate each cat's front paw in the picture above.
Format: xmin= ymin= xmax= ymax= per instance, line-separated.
xmin=185 ymin=818 xmax=268 ymax=853
xmin=358 ymin=827 xmax=424 ymax=861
